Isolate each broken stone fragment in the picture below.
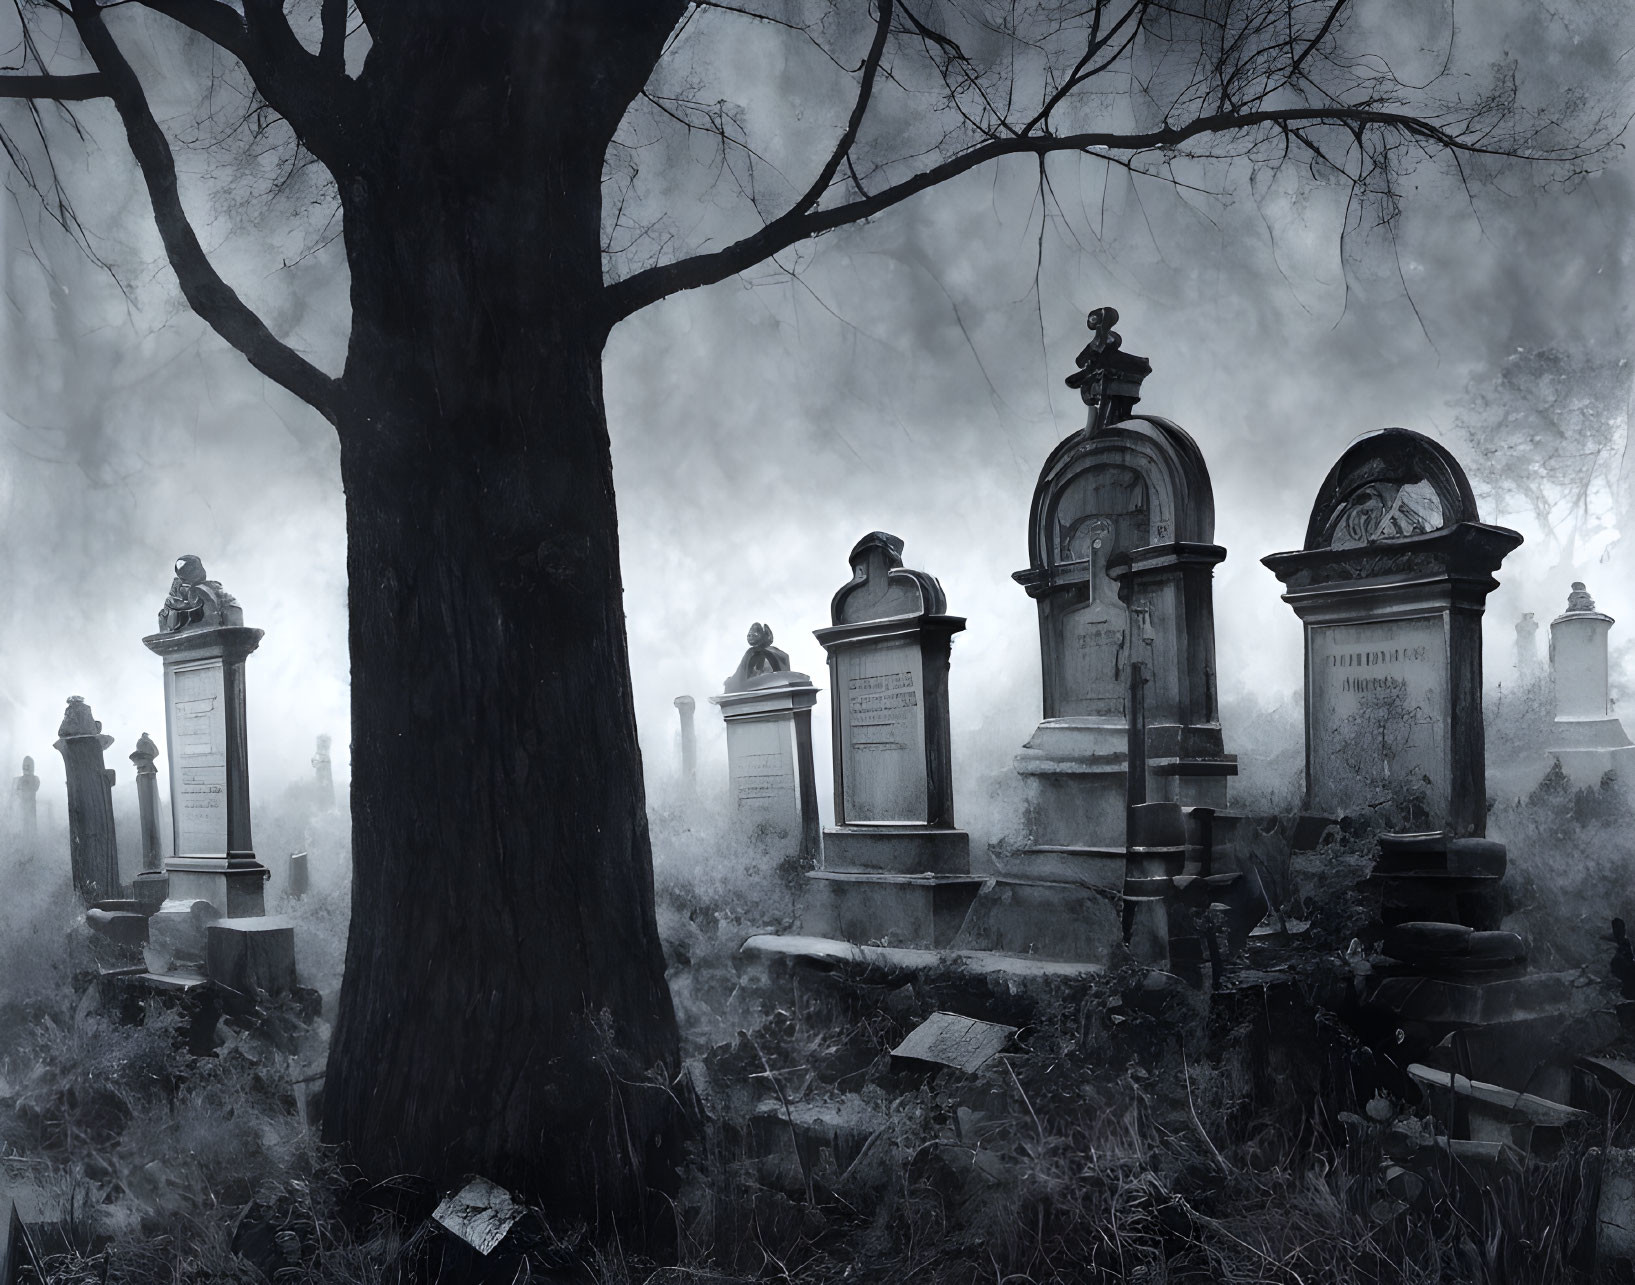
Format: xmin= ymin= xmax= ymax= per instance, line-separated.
xmin=431 ymin=1177 xmax=525 ymax=1256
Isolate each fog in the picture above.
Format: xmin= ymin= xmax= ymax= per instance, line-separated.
xmin=0 ymin=5 xmax=1630 ymax=875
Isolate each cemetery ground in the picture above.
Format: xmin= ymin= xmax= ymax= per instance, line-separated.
xmin=3 ymin=687 xmax=1635 ymax=1285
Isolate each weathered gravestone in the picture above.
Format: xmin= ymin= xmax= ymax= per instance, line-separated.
xmin=1547 ymin=581 xmax=1634 ymax=786
xmin=13 ymin=756 xmax=38 ymax=860
xmin=142 ymin=556 xmax=268 ymax=917
xmin=804 ymin=533 xmax=981 ymax=948
xmin=1005 ymin=307 xmax=1235 ymax=883
xmin=1516 ymin=613 xmax=1540 ymax=682
xmin=1263 ymin=429 xmax=1521 ymax=835
xmin=1263 ymin=431 xmax=1570 ymax=1037
xmin=53 ymin=696 xmax=120 ymax=901
xmin=708 ymin=624 xmax=821 ymax=863
xmin=312 ymin=733 xmax=335 ymax=810
xmin=129 ymin=732 xmax=169 ymax=908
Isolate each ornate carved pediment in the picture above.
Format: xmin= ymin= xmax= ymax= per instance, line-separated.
xmin=158 ymin=555 xmax=243 ymax=632
xmin=723 ymin=623 xmax=810 ymax=693
xmin=829 ymin=531 xmax=947 ymax=625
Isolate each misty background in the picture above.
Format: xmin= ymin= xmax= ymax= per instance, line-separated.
xmin=0 ymin=7 xmax=1629 ymax=881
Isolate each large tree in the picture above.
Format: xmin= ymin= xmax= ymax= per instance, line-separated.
xmin=0 ymin=0 xmax=1606 ymax=1223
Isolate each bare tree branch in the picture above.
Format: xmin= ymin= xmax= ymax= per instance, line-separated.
xmin=607 ymin=102 xmax=1551 ymax=320
xmin=788 ymin=0 xmax=894 ymax=214
xmin=70 ymin=0 xmax=343 ymax=423
xmin=0 ymin=73 xmax=107 ymax=100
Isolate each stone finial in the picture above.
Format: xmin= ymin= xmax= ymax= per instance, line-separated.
xmin=20 ymin=756 xmax=34 ymax=777
xmin=58 ymin=695 xmax=107 ymax=741
xmin=1064 ymin=306 xmax=1152 ymax=432
xmin=673 ymin=695 xmax=695 ymax=713
xmin=1567 ymin=581 xmax=1596 ymax=613
xmin=130 ymin=733 xmax=159 ymax=771
xmin=158 ymin=554 xmax=243 ymax=633
xmin=725 ymin=623 xmax=790 ymax=692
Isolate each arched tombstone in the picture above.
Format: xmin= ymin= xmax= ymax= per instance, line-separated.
xmin=1547 ymin=580 xmax=1634 ymax=787
xmin=804 ymin=533 xmax=981 ymax=948
xmin=1264 ymin=429 xmax=1522 ymax=840
xmin=1007 ymin=308 xmax=1235 ymax=884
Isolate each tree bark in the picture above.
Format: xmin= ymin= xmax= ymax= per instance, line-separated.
xmin=320 ymin=6 xmax=684 ymax=1227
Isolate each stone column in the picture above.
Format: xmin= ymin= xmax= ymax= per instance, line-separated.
xmin=14 ymin=756 xmax=38 ymax=860
xmin=672 ymin=696 xmax=697 ymax=792
xmin=142 ymin=556 xmax=268 ymax=918
xmin=53 ymin=696 xmax=120 ymax=902
xmin=129 ymin=733 xmax=169 ymax=908
xmin=1548 ymin=581 xmax=1634 ymax=785
xmin=312 ymin=733 xmax=335 ymax=810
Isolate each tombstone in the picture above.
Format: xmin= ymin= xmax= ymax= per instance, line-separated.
xmin=129 ymin=732 xmax=169 ymax=908
xmin=288 ymin=850 xmax=311 ymax=897
xmin=1263 ymin=428 xmax=1522 ymax=836
xmin=803 ymin=533 xmax=981 ymax=948
xmin=142 ymin=555 xmax=268 ymax=917
xmin=1516 ymin=613 xmax=1540 ymax=682
xmin=1547 ymin=581 xmax=1634 ymax=786
xmin=312 ymin=733 xmax=335 ymax=810
xmin=13 ymin=756 xmax=38 ymax=860
xmin=53 ymin=696 xmax=120 ymax=902
xmin=1007 ymin=307 xmax=1235 ymax=880
xmin=708 ymin=624 xmax=820 ymax=863
xmin=672 ymin=695 xmax=697 ymax=793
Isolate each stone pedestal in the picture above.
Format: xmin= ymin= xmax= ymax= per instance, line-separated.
xmin=1548 ymin=583 xmax=1634 ymax=786
xmin=13 ymin=756 xmax=38 ymax=861
xmin=804 ymin=533 xmax=980 ymax=949
xmin=53 ymin=696 xmax=121 ymax=902
xmin=206 ymin=917 xmax=297 ymax=994
xmin=129 ymin=732 xmax=169 ymax=908
xmin=312 ymin=733 xmax=335 ymax=810
xmin=673 ymin=695 xmax=697 ymax=792
xmin=143 ymin=557 xmax=268 ymax=919
xmin=709 ymin=624 xmax=821 ymax=864
xmin=1010 ymin=313 xmax=1233 ymax=865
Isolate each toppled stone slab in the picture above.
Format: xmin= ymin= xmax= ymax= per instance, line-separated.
xmin=1368 ymin=971 xmax=1573 ymax=1026
xmin=1408 ymin=1063 xmax=1586 ymax=1127
xmin=891 ymin=1011 xmax=1016 ymax=1074
xmin=432 ymin=1177 xmax=525 ymax=1256
xmin=741 ymin=934 xmax=1102 ymax=983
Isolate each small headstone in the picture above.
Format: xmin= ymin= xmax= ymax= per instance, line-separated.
xmin=53 ymin=696 xmax=121 ymax=902
xmin=708 ymin=624 xmax=821 ymax=862
xmin=1546 ymin=581 xmax=1634 ymax=786
xmin=12 ymin=756 xmax=38 ymax=861
xmin=288 ymin=850 xmax=310 ymax=897
xmin=312 ymin=734 xmax=335 ymax=810
xmin=142 ymin=556 xmax=269 ymax=918
xmin=890 ymin=1011 xmax=1017 ymax=1074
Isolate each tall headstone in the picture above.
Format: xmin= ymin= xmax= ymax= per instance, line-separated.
xmin=672 ymin=695 xmax=697 ymax=793
xmin=129 ymin=732 xmax=169 ymax=908
xmin=1263 ymin=429 xmax=1522 ymax=836
xmin=708 ymin=624 xmax=821 ymax=863
xmin=142 ymin=555 xmax=268 ymax=917
xmin=1008 ymin=308 xmax=1234 ymax=879
xmin=804 ymin=533 xmax=981 ymax=947
xmin=312 ymin=733 xmax=335 ymax=810
xmin=14 ymin=756 xmax=38 ymax=860
xmin=1547 ymin=581 xmax=1634 ymax=785
xmin=53 ymin=696 xmax=120 ymax=902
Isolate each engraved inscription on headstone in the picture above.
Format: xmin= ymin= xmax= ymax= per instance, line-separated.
xmin=170 ymin=661 xmax=229 ymax=855
xmin=838 ymin=641 xmax=928 ymax=824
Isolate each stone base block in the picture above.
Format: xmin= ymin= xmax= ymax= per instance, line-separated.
xmin=131 ymin=871 xmax=170 ymax=910
xmin=166 ymin=860 xmax=268 ymax=918
xmin=801 ymin=871 xmax=982 ymax=949
xmin=991 ymin=845 xmax=1125 ymax=889
xmin=206 ymin=917 xmax=297 ymax=995
xmin=951 ymin=878 xmax=1123 ymax=964
xmin=85 ymin=908 xmax=148 ymax=949
xmin=1015 ymin=761 xmax=1128 ymax=850
xmin=821 ymin=826 xmax=970 ymax=875
xmin=1367 ymin=971 xmax=1575 ymax=1026
xmin=1550 ymin=745 xmax=1635 ymax=789
xmin=145 ymin=898 xmax=222 ymax=971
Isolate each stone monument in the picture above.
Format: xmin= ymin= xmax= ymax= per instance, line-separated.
xmin=1547 ymin=581 xmax=1634 ymax=786
xmin=1516 ymin=613 xmax=1540 ymax=682
xmin=804 ymin=532 xmax=981 ymax=947
xmin=129 ymin=732 xmax=169 ymax=908
xmin=14 ymin=756 xmax=38 ymax=861
xmin=54 ymin=697 xmax=120 ymax=902
xmin=1007 ymin=307 xmax=1235 ymax=882
xmin=708 ymin=624 xmax=820 ymax=863
xmin=312 ymin=733 xmax=335 ymax=810
xmin=142 ymin=555 xmax=268 ymax=917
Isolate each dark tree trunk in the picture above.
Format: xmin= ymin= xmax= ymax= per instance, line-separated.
xmin=320 ymin=6 xmax=684 ymax=1226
